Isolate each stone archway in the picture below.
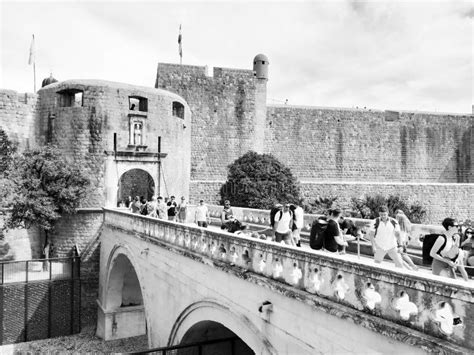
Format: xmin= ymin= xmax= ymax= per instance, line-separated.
xmin=180 ymin=320 xmax=254 ymax=354
xmin=169 ymin=300 xmax=276 ymax=355
xmin=97 ymin=245 xmax=147 ymax=341
xmin=118 ymin=168 xmax=154 ymax=206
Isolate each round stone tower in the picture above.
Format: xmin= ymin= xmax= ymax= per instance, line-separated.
xmin=253 ymin=54 xmax=269 ymax=80
xmin=252 ymin=54 xmax=269 ymax=153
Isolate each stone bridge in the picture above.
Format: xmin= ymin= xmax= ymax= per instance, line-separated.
xmin=96 ymin=209 xmax=473 ymax=354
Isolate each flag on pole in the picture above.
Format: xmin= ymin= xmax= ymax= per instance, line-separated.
xmin=28 ymin=34 xmax=35 ymax=65
xmin=178 ymin=24 xmax=182 ymax=62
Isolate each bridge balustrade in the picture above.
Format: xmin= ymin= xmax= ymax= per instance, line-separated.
xmin=104 ymin=208 xmax=474 ymax=351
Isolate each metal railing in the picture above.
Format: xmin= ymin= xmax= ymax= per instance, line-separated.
xmin=129 ymin=336 xmax=240 ymax=355
xmin=0 ymin=256 xmax=80 ymax=284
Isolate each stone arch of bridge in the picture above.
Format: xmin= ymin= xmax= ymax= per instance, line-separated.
xmin=104 ymin=244 xmax=146 ymax=309
xmin=168 ymin=299 xmax=276 ymax=355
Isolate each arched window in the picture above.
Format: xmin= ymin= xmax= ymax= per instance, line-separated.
xmin=172 ymin=101 xmax=185 ymax=119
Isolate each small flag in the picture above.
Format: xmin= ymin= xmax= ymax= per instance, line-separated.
xmin=28 ymin=34 xmax=35 ymax=65
xmin=178 ymin=24 xmax=182 ymax=59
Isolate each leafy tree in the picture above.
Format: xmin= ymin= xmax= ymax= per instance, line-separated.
xmin=0 ymin=145 xmax=90 ymax=243
xmin=0 ymin=128 xmax=16 ymax=174
xmin=220 ymin=151 xmax=301 ymax=209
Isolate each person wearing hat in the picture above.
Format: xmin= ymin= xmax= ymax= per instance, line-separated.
xmin=195 ymin=199 xmax=210 ymax=227
xmin=177 ymin=196 xmax=188 ymax=223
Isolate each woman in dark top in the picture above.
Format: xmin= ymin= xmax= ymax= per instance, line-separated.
xmin=323 ymin=209 xmax=348 ymax=253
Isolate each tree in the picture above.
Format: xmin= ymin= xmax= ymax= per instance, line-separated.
xmin=0 ymin=145 xmax=90 ymax=243
xmin=220 ymin=151 xmax=301 ymax=209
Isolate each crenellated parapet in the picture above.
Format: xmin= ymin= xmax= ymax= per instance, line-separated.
xmin=103 ymin=208 xmax=474 ymax=353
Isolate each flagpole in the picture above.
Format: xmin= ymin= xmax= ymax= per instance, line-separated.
xmin=33 ymin=62 xmax=36 ymax=93
xmin=29 ymin=34 xmax=36 ymax=93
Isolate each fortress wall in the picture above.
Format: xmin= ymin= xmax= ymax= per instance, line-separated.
xmin=156 ymin=63 xmax=265 ymax=181
xmin=0 ymin=90 xmax=37 ymax=150
xmin=38 ymin=81 xmax=191 ymax=207
xmin=265 ymin=105 xmax=473 ymax=183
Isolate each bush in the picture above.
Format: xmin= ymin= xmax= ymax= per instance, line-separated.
xmin=350 ymin=194 xmax=427 ymax=223
xmin=220 ymin=151 xmax=301 ymax=209
xmin=303 ymin=196 xmax=338 ymax=214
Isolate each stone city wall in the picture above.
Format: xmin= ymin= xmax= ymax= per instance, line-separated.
xmin=156 ymin=63 xmax=267 ymax=181
xmin=265 ymin=105 xmax=473 ymax=183
xmin=0 ymin=90 xmax=37 ymax=150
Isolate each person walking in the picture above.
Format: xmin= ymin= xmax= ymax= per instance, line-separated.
xmin=195 ymin=199 xmax=210 ymax=227
xmin=273 ymin=204 xmax=294 ymax=245
xmin=130 ymin=196 xmax=141 ymax=214
xmin=395 ymin=210 xmax=418 ymax=271
xmin=430 ymin=217 xmax=469 ymax=281
xmin=147 ymin=196 xmax=158 ymax=217
xmin=177 ymin=196 xmax=188 ymax=223
xmin=369 ymin=206 xmax=404 ymax=268
xmin=156 ymin=196 xmax=167 ymax=219
xmin=290 ymin=204 xmax=304 ymax=247
xmin=167 ymin=195 xmax=178 ymax=221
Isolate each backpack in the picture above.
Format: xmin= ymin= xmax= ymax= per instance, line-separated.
xmin=373 ymin=217 xmax=398 ymax=238
xmin=422 ymin=234 xmax=446 ymax=265
xmin=309 ymin=217 xmax=328 ymax=250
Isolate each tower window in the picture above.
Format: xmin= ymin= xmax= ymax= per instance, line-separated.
xmin=172 ymin=101 xmax=185 ymax=119
xmin=57 ymin=89 xmax=83 ymax=107
xmin=129 ymin=96 xmax=148 ymax=112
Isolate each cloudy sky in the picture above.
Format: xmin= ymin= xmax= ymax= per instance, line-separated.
xmin=0 ymin=0 xmax=472 ymax=113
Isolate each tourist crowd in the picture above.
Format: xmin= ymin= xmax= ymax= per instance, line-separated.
xmin=120 ymin=195 xmax=472 ymax=282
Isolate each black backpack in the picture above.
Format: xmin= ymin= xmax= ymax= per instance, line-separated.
xmin=422 ymin=234 xmax=446 ymax=265
xmin=309 ymin=217 xmax=328 ymax=250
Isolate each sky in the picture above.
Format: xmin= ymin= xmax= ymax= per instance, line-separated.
xmin=0 ymin=0 xmax=472 ymax=113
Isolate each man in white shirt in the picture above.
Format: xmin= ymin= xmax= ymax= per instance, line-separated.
xmin=274 ymin=204 xmax=294 ymax=245
xmin=369 ymin=206 xmax=404 ymax=268
xmin=195 ymin=199 xmax=210 ymax=227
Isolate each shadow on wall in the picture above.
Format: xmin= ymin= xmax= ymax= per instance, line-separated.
xmin=439 ymin=127 xmax=472 ymax=183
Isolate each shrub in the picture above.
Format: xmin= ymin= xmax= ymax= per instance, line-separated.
xmin=220 ymin=151 xmax=301 ymax=209
xmin=350 ymin=194 xmax=427 ymax=223
xmin=303 ymin=196 xmax=338 ymax=214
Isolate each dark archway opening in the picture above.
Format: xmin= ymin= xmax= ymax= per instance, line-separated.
xmin=118 ymin=169 xmax=154 ymax=205
xmin=179 ymin=321 xmax=254 ymax=355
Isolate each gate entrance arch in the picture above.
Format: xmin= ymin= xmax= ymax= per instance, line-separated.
xmin=118 ymin=169 xmax=154 ymax=206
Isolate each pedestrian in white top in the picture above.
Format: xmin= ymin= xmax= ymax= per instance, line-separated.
xmin=369 ymin=206 xmax=404 ymax=268
xmin=290 ymin=204 xmax=304 ymax=247
xmin=195 ymin=199 xmax=210 ymax=227
xmin=274 ymin=204 xmax=294 ymax=245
